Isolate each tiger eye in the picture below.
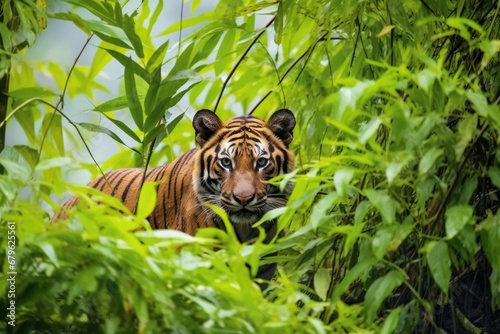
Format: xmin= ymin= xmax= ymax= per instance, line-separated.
xmin=220 ymin=157 xmax=232 ymax=168
xmin=256 ymin=157 xmax=268 ymax=168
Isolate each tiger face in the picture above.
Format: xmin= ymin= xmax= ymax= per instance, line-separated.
xmin=192 ymin=109 xmax=296 ymax=225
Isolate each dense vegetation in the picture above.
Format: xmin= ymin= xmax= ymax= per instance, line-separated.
xmin=1 ymin=0 xmax=500 ymax=332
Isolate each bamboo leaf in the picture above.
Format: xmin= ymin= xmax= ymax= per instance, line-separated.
xmin=146 ymin=39 xmax=169 ymax=73
xmin=104 ymin=49 xmax=149 ymax=82
xmin=94 ymin=95 xmax=130 ymax=112
xmin=124 ymin=59 xmax=144 ymax=131
xmin=77 ymin=122 xmax=140 ymax=152
xmin=123 ymin=14 xmax=144 ymax=59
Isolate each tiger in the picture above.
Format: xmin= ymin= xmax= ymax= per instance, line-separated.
xmin=53 ymin=108 xmax=296 ymax=284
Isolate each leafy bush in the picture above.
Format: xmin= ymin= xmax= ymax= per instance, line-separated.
xmin=1 ymin=0 xmax=500 ymax=332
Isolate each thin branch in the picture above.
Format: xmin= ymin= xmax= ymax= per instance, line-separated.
xmin=213 ymin=17 xmax=275 ymax=113
xmin=37 ymin=34 xmax=94 ymax=165
xmin=349 ymin=17 xmax=361 ymax=72
xmin=178 ymin=0 xmax=183 ymax=58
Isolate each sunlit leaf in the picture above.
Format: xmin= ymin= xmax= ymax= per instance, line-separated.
xmin=310 ymin=192 xmax=338 ymax=230
xmin=376 ymin=25 xmax=396 ymax=37
xmin=136 ymin=182 xmax=157 ymax=220
xmin=334 ymin=169 xmax=355 ymax=197
xmin=418 ymin=147 xmax=443 ymax=176
xmin=358 ymin=117 xmax=381 ymax=144
xmin=314 ymin=268 xmax=331 ymax=301
xmin=445 ymin=205 xmax=473 ymax=239
xmin=365 ymin=189 xmax=397 ymax=224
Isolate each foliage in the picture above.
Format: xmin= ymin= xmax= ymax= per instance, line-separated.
xmin=1 ymin=0 xmax=500 ymax=332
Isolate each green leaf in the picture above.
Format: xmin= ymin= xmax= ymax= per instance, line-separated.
xmin=359 ymin=117 xmax=381 ymax=144
xmin=416 ymin=69 xmax=436 ymax=94
xmin=445 ymin=205 xmax=473 ymax=239
xmin=310 ymin=192 xmax=338 ymax=230
xmin=144 ymin=67 xmax=161 ymax=116
xmin=113 ymin=1 xmax=123 ymax=27
xmin=381 ymin=307 xmax=402 ymax=334
xmin=94 ymin=95 xmax=131 ymax=112
xmin=52 ymin=12 xmax=92 ymax=35
xmin=64 ymin=0 xmax=114 ymax=25
xmin=99 ymin=113 xmax=141 ymax=143
xmin=466 ymin=90 xmax=490 ymax=117
xmin=419 ymin=147 xmax=443 ymax=176
xmin=372 ymin=225 xmax=396 ymax=260
xmin=331 ymin=260 xmax=375 ymax=301
xmin=490 ymin=269 xmax=500 ymax=310
xmin=364 ymin=270 xmax=404 ymax=324
xmin=146 ymin=39 xmax=169 ymax=72
xmin=136 ymin=182 xmax=157 ymax=220
xmin=455 ymin=115 xmax=477 ymax=161
xmin=191 ymin=31 xmax=222 ymax=65
xmin=124 ymin=58 xmax=144 ymax=131
xmin=314 ymin=268 xmax=331 ymax=301
xmin=0 ymin=178 xmax=17 ymax=202
xmin=77 ymin=122 xmax=140 ymax=152
xmin=334 ymin=169 xmax=355 ymax=196
xmin=447 ymin=17 xmax=484 ymax=42
xmin=40 ymin=243 xmax=60 ymax=268
xmin=372 ymin=224 xmax=413 ymax=260
xmin=487 ymin=167 xmax=500 ymax=189
xmin=386 ymin=153 xmax=412 ymax=183
xmin=354 ymin=200 xmax=371 ymax=225
xmin=365 ymin=189 xmax=397 ymax=224
xmin=426 ymin=240 xmax=451 ymax=294
xmin=51 ymin=113 xmax=65 ymax=155
xmin=14 ymin=145 xmax=38 ymax=170
xmin=123 ymin=14 xmax=144 ymax=58
xmin=0 ymin=158 xmax=30 ymax=180
xmin=479 ymin=215 xmax=500 ymax=272
xmin=143 ymin=112 xmax=184 ymax=148
xmin=144 ymin=81 xmax=198 ymax=132
xmin=253 ymin=207 xmax=288 ymax=228
xmin=104 ymin=49 xmax=149 ymax=82
xmin=13 ymin=105 xmax=36 ymax=144
xmin=86 ymin=20 xmax=131 ymax=49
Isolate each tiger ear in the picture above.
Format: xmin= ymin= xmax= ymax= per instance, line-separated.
xmin=267 ymin=109 xmax=296 ymax=147
xmin=193 ymin=109 xmax=223 ymax=147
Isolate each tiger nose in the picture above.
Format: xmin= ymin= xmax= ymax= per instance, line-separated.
xmin=233 ymin=178 xmax=255 ymax=206
xmin=233 ymin=191 xmax=255 ymax=206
